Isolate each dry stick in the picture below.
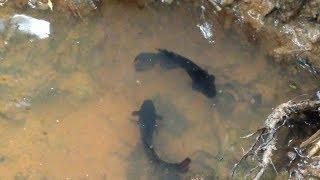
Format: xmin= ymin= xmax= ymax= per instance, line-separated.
xmin=300 ymin=129 xmax=320 ymax=148
xmin=231 ymin=128 xmax=265 ymax=177
xmin=254 ymin=140 xmax=277 ymax=180
xmin=245 ymin=165 xmax=260 ymax=179
xmin=253 ymin=167 xmax=266 ymax=180
xmin=306 ymin=138 xmax=320 ymax=158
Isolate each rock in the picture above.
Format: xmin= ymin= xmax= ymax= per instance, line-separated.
xmin=0 ymin=14 xmax=50 ymax=53
xmin=300 ymin=0 xmax=320 ymax=22
xmin=10 ymin=14 xmax=51 ymax=39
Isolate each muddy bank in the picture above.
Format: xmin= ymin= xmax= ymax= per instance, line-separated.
xmin=202 ymin=0 xmax=320 ymax=74
xmin=5 ymin=0 xmax=320 ymax=73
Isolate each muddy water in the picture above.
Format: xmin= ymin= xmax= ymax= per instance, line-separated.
xmin=0 ymin=1 xmax=318 ymax=179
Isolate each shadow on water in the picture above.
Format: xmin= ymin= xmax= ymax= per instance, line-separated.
xmin=0 ymin=0 xmax=318 ymax=179
xmin=153 ymin=95 xmax=190 ymax=138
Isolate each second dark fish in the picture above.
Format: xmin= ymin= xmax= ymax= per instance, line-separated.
xmin=132 ymin=100 xmax=191 ymax=173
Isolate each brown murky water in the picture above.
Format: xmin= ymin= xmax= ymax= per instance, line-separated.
xmin=0 ymin=1 xmax=318 ymax=179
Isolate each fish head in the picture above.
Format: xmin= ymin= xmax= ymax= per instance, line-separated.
xmin=141 ymin=100 xmax=155 ymax=109
xmin=134 ymin=53 xmax=159 ymax=71
xmin=139 ymin=100 xmax=157 ymax=118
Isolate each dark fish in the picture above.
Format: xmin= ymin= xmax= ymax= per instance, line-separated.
xmin=132 ymin=100 xmax=191 ymax=173
xmin=134 ymin=49 xmax=216 ymax=98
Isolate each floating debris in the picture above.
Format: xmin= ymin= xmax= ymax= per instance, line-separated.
xmin=197 ymin=5 xmax=215 ymax=43
xmin=197 ymin=22 xmax=215 ymax=43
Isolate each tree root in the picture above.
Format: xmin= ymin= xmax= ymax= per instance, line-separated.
xmin=233 ymin=99 xmax=320 ymax=179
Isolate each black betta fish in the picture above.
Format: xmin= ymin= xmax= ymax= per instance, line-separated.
xmin=134 ymin=49 xmax=216 ymax=98
xmin=132 ymin=100 xmax=191 ymax=173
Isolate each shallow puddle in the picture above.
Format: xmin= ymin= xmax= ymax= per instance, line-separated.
xmin=0 ymin=1 xmax=318 ymax=179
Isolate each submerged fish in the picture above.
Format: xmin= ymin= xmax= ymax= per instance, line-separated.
xmin=132 ymin=100 xmax=191 ymax=173
xmin=134 ymin=49 xmax=216 ymax=98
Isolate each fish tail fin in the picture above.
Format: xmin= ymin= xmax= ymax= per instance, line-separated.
xmin=177 ymin=157 xmax=191 ymax=173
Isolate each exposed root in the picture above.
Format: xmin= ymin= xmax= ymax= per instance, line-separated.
xmin=233 ymin=99 xmax=320 ymax=179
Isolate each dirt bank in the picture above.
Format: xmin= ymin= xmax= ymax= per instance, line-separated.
xmin=5 ymin=0 xmax=319 ymax=73
xmin=204 ymin=0 xmax=320 ymax=74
